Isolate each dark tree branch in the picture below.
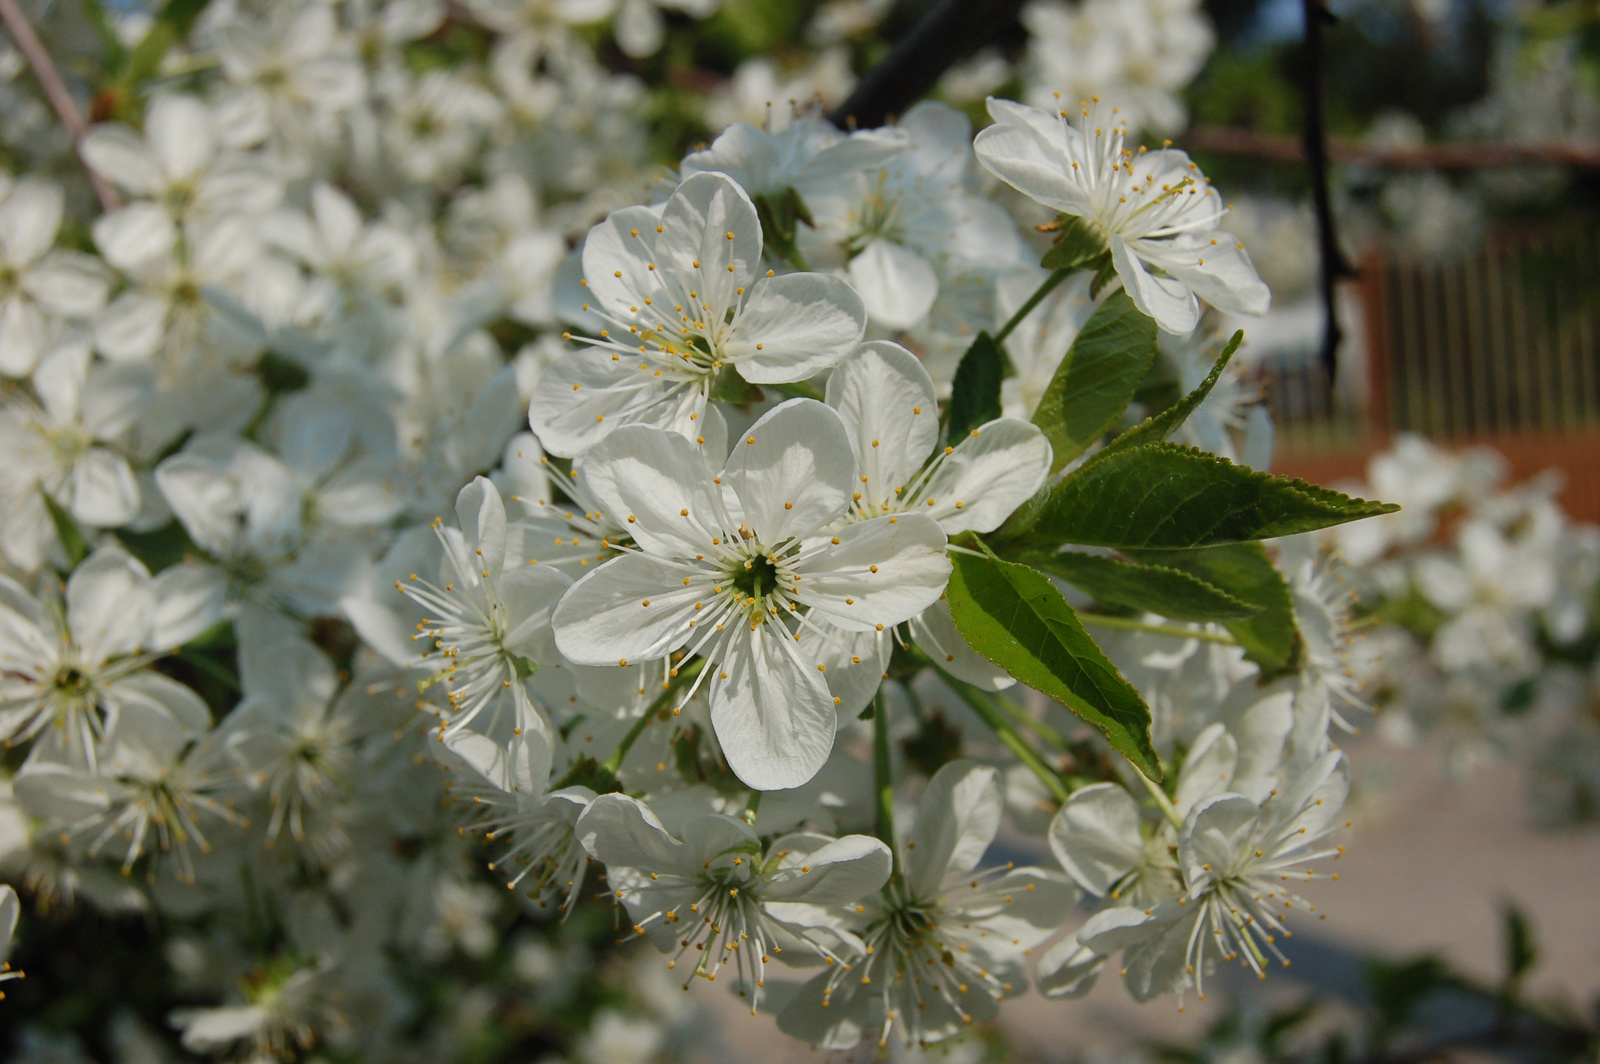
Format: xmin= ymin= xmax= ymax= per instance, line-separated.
xmin=828 ymin=0 xmax=1026 ymax=130
xmin=1302 ymin=0 xmax=1353 ymax=383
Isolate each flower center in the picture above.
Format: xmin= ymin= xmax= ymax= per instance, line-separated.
xmin=726 ymin=552 xmax=781 ymax=601
xmin=53 ymin=664 xmax=92 ymax=698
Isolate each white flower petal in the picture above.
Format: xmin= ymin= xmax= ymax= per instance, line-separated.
xmin=575 ymin=792 xmax=697 ymax=875
xmin=66 ymin=548 xmax=154 ymax=661
xmin=613 ymin=0 xmax=664 ymax=56
xmin=797 ymin=513 xmax=949 ymax=632
xmin=528 ymin=347 xmax=702 ymax=458
xmin=0 ymin=178 xmax=63 ymax=265
xmin=146 ymin=95 xmax=215 ymax=184
xmin=1143 ymin=232 xmax=1270 ymax=317
xmin=24 ymin=252 xmax=112 ymax=316
xmin=731 ymin=272 xmax=866 ymax=383
xmin=94 ymin=291 xmax=169 ymax=362
xmin=577 ymin=204 xmax=668 ymax=326
xmin=1111 ymin=234 xmax=1198 ymax=335
xmin=724 ymin=398 xmax=854 ymax=542
xmin=0 ymin=885 xmax=17 ymax=965
xmin=1035 ymin=933 xmax=1106 ymax=998
xmin=577 ymin=423 xmax=726 ymax=558
xmin=498 ymin=564 xmax=572 ymax=665
xmin=552 ymin=551 xmax=699 ymax=665
xmin=903 ymin=759 xmax=1002 ymax=899
xmin=311 ymin=183 xmax=363 ymax=258
xmin=455 ymin=476 xmax=508 ymax=574
xmin=150 ymin=562 xmax=227 ymax=648
xmin=67 ymin=448 xmax=141 ymax=527
xmin=763 ymin=833 xmax=891 ymax=904
xmin=800 ymin=623 xmax=888 ymax=725
xmin=846 ymin=238 xmax=937 ymax=330
xmin=1177 ymin=792 xmax=1259 ymax=880
xmin=712 ymin=620 xmax=837 ymax=790
xmin=1173 ymin=721 xmax=1237 ymax=818
xmin=974 ymin=98 xmax=1096 ymax=217
xmin=92 ymin=203 xmax=177 ymax=271
xmin=658 ymin=171 xmax=762 ymax=295
xmin=918 ymin=417 xmax=1051 ymax=534
xmin=80 ymin=125 xmax=164 ymax=196
xmin=1046 ymin=782 xmax=1143 ymax=896
xmin=824 ymin=340 xmax=938 ymax=492
xmin=0 ymin=295 xmax=45 ymax=375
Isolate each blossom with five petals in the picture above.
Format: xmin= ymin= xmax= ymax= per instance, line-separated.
xmin=550 ymin=398 xmax=950 ymax=789
xmin=528 ymin=172 xmax=866 ymax=457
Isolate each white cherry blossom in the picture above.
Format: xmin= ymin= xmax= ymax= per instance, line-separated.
xmin=0 ymin=334 xmax=147 ymax=571
xmin=798 ymin=101 xmax=1029 ymax=330
xmin=0 ymin=547 xmax=210 ymax=768
xmin=528 ymin=171 xmax=866 ymax=457
xmin=777 ymin=761 xmax=1077 ymax=1049
xmin=346 ymin=477 xmax=570 ymax=736
xmin=0 ymin=177 xmax=112 ymax=377
xmin=551 ymin=399 xmax=951 ymax=789
xmin=975 ymin=96 xmax=1269 ymax=334
xmin=1076 ymin=750 xmax=1349 ymax=1004
xmin=576 ymin=792 xmax=890 ymax=1008
xmin=82 ymin=94 xmax=282 ymax=271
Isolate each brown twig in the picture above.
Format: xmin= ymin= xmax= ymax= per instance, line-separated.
xmin=1184 ymin=125 xmax=1600 ymax=170
xmin=0 ymin=0 xmax=120 ymax=212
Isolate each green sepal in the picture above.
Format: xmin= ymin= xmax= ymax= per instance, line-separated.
xmin=945 ymin=551 xmax=1161 ymax=779
xmin=709 ymin=364 xmax=765 ymax=405
xmin=42 ymin=491 xmax=90 ymax=569
xmin=751 ymin=187 xmax=814 ymax=270
xmin=1039 ymin=214 xmax=1110 ymax=274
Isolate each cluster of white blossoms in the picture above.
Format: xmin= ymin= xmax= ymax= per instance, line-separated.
xmin=1321 ymin=436 xmax=1600 ymax=824
xmin=0 ymin=0 xmax=1413 ymax=1059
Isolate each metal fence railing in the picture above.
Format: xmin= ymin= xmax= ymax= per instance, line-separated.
xmin=1263 ymin=225 xmax=1600 ymax=519
xmin=1378 ymin=229 xmax=1600 ymax=439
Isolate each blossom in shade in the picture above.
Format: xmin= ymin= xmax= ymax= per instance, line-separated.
xmin=576 ymin=792 xmax=891 ymax=1010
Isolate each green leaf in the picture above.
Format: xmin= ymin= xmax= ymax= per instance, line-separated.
xmin=1031 ymin=289 xmax=1158 ymax=470
xmin=41 ymin=491 xmax=90 ymax=569
xmin=123 ymin=0 xmax=211 ymax=85
xmin=1020 ymin=550 xmax=1260 ymax=622
xmin=1128 ymin=543 xmax=1300 ymax=671
xmin=751 ymin=188 xmax=814 ymax=269
xmin=1100 ymin=330 xmax=1245 ymax=458
xmin=1019 ymin=442 xmax=1397 ymax=551
xmin=1365 ymin=956 xmax=1452 ymax=1035
xmin=1502 ymin=903 xmax=1537 ymax=985
xmin=1039 ymin=214 xmax=1110 ymax=273
xmin=945 ymin=552 xmax=1161 ymax=778
xmin=946 ymin=331 xmax=1005 ymax=441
